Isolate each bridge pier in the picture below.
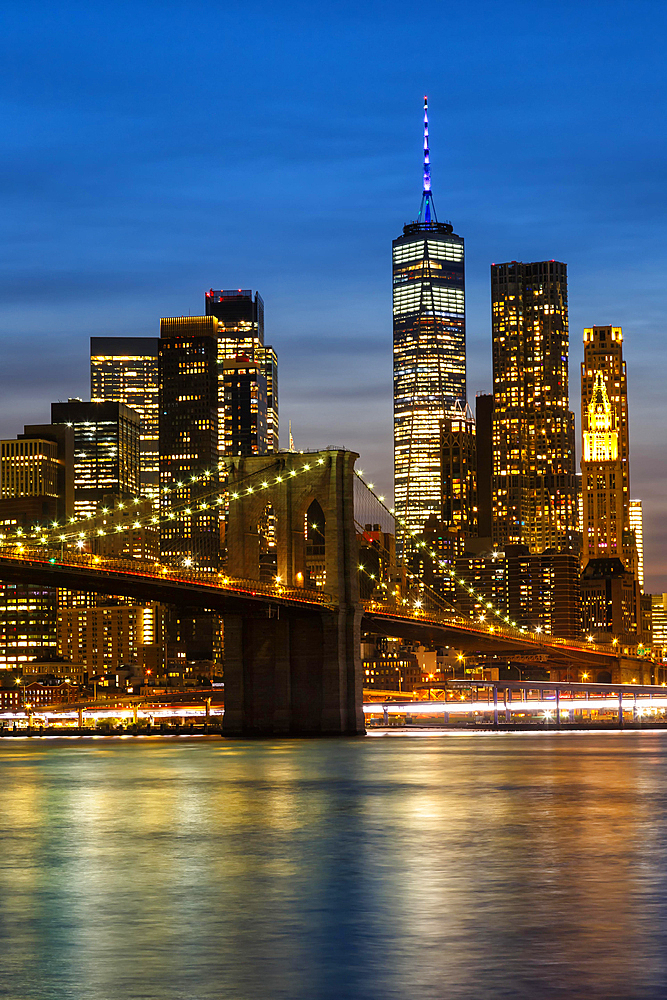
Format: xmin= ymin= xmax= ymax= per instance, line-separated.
xmin=222 ymin=606 xmax=364 ymax=736
xmin=223 ymin=449 xmax=365 ymax=737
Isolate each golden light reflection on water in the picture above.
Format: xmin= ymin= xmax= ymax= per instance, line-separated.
xmin=1 ymin=733 xmax=666 ymax=999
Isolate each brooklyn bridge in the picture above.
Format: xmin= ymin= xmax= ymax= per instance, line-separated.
xmin=0 ymin=449 xmax=652 ymax=736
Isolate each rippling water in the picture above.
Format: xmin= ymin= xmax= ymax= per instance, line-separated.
xmin=1 ymin=732 xmax=667 ymax=999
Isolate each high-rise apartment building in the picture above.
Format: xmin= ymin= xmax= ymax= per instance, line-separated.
xmin=204 ymin=289 xmax=279 ymax=452
xmin=629 ymin=499 xmax=644 ymax=591
xmin=393 ymin=98 xmax=466 ymax=539
xmin=51 ymin=400 xmax=141 ymax=517
xmin=158 ymin=317 xmax=220 ymax=571
xmin=491 ymin=261 xmax=577 ymax=553
xmin=454 ymin=546 xmax=581 ymax=639
xmin=58 ymin=602 xmax=166 ymax=674
xmin=90 ymin=337 xmax=159 ymax=498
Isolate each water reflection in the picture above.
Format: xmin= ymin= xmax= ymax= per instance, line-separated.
xmin=0 ymin=733 xmax=666 ymax=998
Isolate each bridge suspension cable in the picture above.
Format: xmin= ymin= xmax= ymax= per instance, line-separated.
xmin=0 ymin=455 xmax=331 ymax=551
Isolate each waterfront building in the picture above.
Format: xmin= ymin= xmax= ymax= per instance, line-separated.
xmin=0 ymin=676 xmax=71 ymax=711
xmin=0 ymin=581 xmax=59 ymax=670
xmin=51 ymin=399 xmax=141 ymax=518
xmin=361 ymin=636 xmax=421 ymax=691
xmin=393 ymin=97 xmax=466 ymax=541
xmin=158 ymin=317 xmax=220 ymax=572
xmin=204 ymin=289 xmax=279 ymax=453
xmin=90 ymin=337 xmax=160 ymax=498
xmin=629 ymin=499 xmax=644 ymax=591
xmin=58 ymin=602 xmax=166 ymax=675
xmin=491 ymin=261 xmax=578 ymax=553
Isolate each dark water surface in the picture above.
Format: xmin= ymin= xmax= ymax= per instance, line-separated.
xmin=1 ymin=731 xmax=667 ymax=999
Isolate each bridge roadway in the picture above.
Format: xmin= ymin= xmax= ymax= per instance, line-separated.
xmin=0 ymin=546 xmax=643 ymax=675
xmin=361 ymin=601 xmax=641 ymax=672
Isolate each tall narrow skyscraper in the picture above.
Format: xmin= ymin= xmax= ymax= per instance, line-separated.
xmin=581 ymin=370 xmax=624 ymax=561
xmin=491 ymin=261 xmax=577 ymax=552
xmin=90 ymin=338 xmax=159 ymax=498
xmin=158 ymin=317 xmax=220 ymax=571
xmin=393 ymin=97 xmax=465 ymax=540
xmin=580 ymin=325 xmax=641 ymax=639
xmin=629 ymin=499 xmax=644 ymax=591
xmin=581 ymin=326 xmax=633 ymax=568
xmin=204 ymin=289 xmax=279 ymax=453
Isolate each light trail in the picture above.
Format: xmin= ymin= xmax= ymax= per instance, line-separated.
xmin=363 ymin=697 xmax=667 ymax=715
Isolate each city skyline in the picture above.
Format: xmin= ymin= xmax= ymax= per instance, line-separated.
xmin=1 ymin=1 xmax=667 ymax=587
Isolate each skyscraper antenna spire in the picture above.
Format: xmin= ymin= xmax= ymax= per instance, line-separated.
xmin=418 ymin=95 xmax=437 ymax=225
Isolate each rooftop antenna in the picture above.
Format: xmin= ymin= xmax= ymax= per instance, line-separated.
xmin=418 ymin=96 xmax=438 ymax=225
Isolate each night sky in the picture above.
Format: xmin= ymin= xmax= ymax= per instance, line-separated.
xmin=1 ymin=1 xmax=666 ymax=587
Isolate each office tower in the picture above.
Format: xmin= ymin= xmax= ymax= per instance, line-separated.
xmin=158 ymin=317 xmax=220 ymax=571
xmin=0 ymin=424 xmax=73 ymax=527
xmin=491 ymin=261 xmax=577 ymax=553
xmin=205 ymin=289 xmax=279 ymax=452
xmin=393 ymin=97 xmax=466 ymax=539
xmin=90 ymin=338 xmax=159 ymax=498
xmin=51 ymin=400 xmax=140 ymax=518
xmin=0 ymin=426 xmax=75 ymax=673
xmin=581 ymin=558 xmax=637 ymax=638
xmin=441 ymin=404 xmax=476 ymax=535
xmin=581 ymin=326 xmax=637 ymax=575
xmin=581 ymin=370 xmax=625 ymax=562
xmin=629 ymin=499 xmax=644 ymax=591
xmin=0 ymin=582 xmax=59 ymax=670
xmin=222 ymin=356 xmax=268 ymax=456
xmin=475 ymin=394 xmax=494 ymax=539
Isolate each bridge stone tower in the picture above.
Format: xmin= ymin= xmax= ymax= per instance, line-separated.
xmin=223 ymin=449 xmax=364 ymax=736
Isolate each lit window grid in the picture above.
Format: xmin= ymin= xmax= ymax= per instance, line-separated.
xmin=0 ymin=439 xmax=60 ymax=499
xmin=393 ymin=229 xmax=466 ymax=540
xmin=91 ymin=354 xmax=159 ymax=496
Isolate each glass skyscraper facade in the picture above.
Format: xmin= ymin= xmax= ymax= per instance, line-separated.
xmin=204 ymin=289 xmax=279 ymax=453
xmin=393 ymin=99 xmax=465 ymax=539
xmin=51 ymin=400 xmax=141 ymax=518
xmin=158 ymin=317 xmax=220 ymax=571
xmin=90 ymin=337 xmax=160 ymax=499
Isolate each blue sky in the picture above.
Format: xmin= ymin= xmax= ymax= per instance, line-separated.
xmin=1 ymin=0 xmax=667 ymax=586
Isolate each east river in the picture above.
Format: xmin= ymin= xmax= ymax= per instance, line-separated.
xmin=1 ymin=733 xmax=667 ymax=999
